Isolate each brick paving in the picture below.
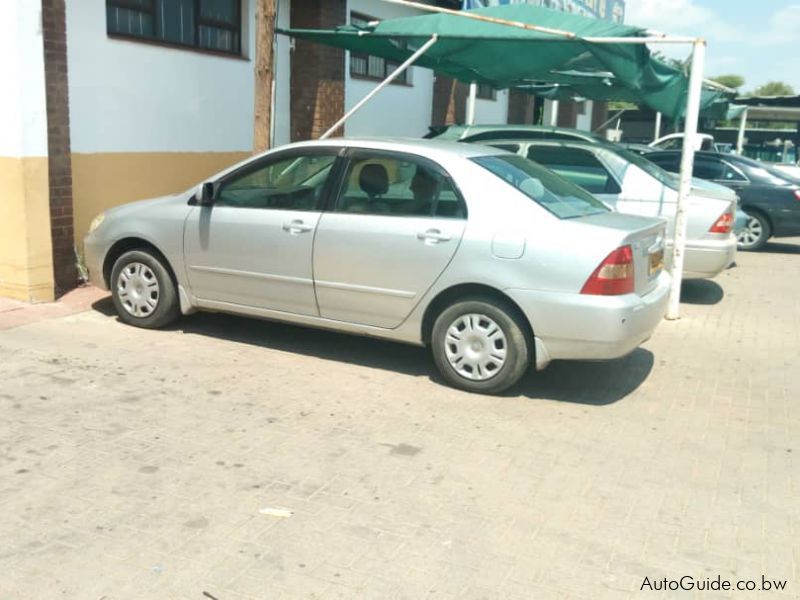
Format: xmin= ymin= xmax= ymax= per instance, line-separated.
xmin=1 ymin=240 xmax=798 ymax=599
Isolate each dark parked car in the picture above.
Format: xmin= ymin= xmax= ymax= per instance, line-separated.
xmin=646 ymin=151 xmax=800 ymax=250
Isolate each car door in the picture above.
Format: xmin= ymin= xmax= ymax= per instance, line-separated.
xmin=183 ymin=148 xmax=341 ymax=315
xmin=312 ymin=149 xmax=467 ymax=328
xmin=525 ymin=144 xmax=622 ymax=206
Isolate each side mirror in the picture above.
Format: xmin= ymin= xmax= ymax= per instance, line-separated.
xmin=198 ymin=182 xmax=215 ymax=206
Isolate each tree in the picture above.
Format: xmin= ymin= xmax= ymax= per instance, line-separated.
xmin=253 ymin=0 xmax=277 ymax=154
xmin=751 ymin=81 xmax=795 ymax=97
xmin=710 ymin=74 xmax=745 ymax=91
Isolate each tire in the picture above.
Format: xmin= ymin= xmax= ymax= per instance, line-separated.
xmin=431 ymin=297 xmax=531 ymax=394
xmin=737 ymin=211 xmax=770 ymax=250
xmin=110 ymin=249 xmax=180 ymax=329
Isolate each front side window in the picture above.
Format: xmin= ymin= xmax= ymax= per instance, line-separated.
xmin=216 ymin=154 xmax=337 ymax=210
xmin=106 ymin=0 xmax=241 ymax=55
xmin=526 ymin=146 xmax=621 ymax=195
xmin=473 ymin=154 xmax=609 ymax=219
xmin=335 ymin=155 xmax=465 ymax=218
xmin=349 ymin=13 xmax=410 ymax=85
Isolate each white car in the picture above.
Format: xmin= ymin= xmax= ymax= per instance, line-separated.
xmin=484 ymin=139 xmax=737 ymax=279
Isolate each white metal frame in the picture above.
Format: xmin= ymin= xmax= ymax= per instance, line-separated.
xmin=316 ymin=0 xmax=710 ymax=319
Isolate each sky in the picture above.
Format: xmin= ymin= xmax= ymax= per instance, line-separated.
xmin=624 ymin=0 xmax=800 ymax=94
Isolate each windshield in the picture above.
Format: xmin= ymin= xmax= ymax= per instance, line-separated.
xmin=472 ymin=154 xmax=609 ymax=219
xmin=614 ymin=147 xmax=678 ymax=188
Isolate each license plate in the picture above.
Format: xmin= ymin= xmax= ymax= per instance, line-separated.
xmin=649 ymin=248 xmax=664 ymax=276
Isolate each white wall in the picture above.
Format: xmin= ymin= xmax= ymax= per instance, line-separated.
xmin=575 ymin=100 xmax=593 ymax=131
xmin=473 ymin=89 xmax=509 ymax=126
xmin=0 ymin=2 xmax=49 ymax=158
xmin=66 ymin=0 xmax=257 ymax=154
xmin=343 ymin=0 xmax=434 ymax=138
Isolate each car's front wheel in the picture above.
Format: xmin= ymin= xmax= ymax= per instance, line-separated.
xmin=737 ymin=211 xmax=770 ymax=250
xmin=110 ymin=249 xmax=179 ymax=329
xmin=431 ymin=297 xmax=531 ymax=394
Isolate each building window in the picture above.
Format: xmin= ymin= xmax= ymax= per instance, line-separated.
xmin=106 ymin=0 xmax=242 ymax=56
xmin=349 ymin=12 xmax=411 ymax=85
xmin=476 ymin=83 xmax=495 ymax=100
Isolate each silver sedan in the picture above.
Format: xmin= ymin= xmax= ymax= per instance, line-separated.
xmin=84 ymin=139 xmax=670 ymax=394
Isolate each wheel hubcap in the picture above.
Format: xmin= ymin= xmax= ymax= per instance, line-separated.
xmin=444 ymin=313 xmax=507 ymax=381
xmin=117 ymin=262 xmax=160 ymax=317
xmin=737 ymin=216 xmax=762 ymax=248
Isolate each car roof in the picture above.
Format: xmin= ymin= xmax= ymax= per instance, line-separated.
xmin=430 ymin=124 xmax=604 ymax=142
xmin=266 ymin=137 xmax=507 ymax=161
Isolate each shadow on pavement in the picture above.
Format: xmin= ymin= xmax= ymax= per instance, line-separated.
xmin=758 ymin=241 xmax=800 ymax=255
xmin=514 ymin=349 xmax=654 ymax=405
xmin=680 ymin=279 xmax=724 ymax=305
xmin=91 ymin=297 xmax=654 ymax=405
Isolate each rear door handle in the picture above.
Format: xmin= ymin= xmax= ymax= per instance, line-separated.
xmin=417 ymin=228 xmax=452 ymax=244
xmin=282 ymin=220 xmax=314 ymax=234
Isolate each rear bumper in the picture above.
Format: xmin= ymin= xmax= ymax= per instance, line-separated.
xmin=506 ymin=271 xmax=670 ymax=369
xmin=681 ymin=235 xmax=737 ymax=279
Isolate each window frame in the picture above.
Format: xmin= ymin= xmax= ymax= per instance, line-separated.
xmin=349 ymin=12 xmax=412 ymax=86
xmin=106 ymin=0 xmax=244 ymax=59
xmin=476 ymin=83 xmax=496 ymax=101
xmin=209 ymin=148 xmax=344 ymax=212
xmin=328 ymin=148 xmax=468 ymax=219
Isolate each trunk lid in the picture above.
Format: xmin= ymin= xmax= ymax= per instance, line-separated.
xmin=572 ymin=212 xmax=667 ymax=297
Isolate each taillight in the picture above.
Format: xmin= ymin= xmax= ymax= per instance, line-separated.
xmin=793 ymin=189 xmax=800 ymax=201
xmin=581 ymin=245 xmax=634 ymax=296
xmin=709 ymin=211 xmax=733 ymax=234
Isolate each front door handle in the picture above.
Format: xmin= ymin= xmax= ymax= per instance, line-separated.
xmin=282 ymin=220 xmax=314 ymax=234
xmin=417 ymin=228 xmax=452 ymax=244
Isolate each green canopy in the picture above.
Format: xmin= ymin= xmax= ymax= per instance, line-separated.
xmin=279 ymin=4 xmax=731 ymax=120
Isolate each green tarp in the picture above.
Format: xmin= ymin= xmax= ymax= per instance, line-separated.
xmin=279 ymin=4 xmax=732 ymax=120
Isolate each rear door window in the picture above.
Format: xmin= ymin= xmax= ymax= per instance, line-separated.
xmin=334 ymin=153 xmax=466 ymax=219
xmin=526 ymin=146 xmax=621 ymax=194
xmin=693 ymin=157 xmax=725 ymax=180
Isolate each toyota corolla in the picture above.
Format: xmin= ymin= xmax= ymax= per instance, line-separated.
xmin=84 ymin=139 xmax=670 ymax=394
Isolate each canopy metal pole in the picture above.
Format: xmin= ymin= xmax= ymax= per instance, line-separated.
xmin=736 ymin=108 xmax=749 ymax=155
xmin=654 ymin=111 xmax=662 ymax=141
xmin=467 ymin=82 xmax=478 ymax=125
xmin=319 ymin=35 xmax=438 ymax=140
xmin=666 ymin=39 xmax=706 ymax=320
xmin=549 ymin=100 xmax=560 ymax=126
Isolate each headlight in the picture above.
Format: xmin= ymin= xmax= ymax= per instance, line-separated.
xmin=88 ymin=212 xmax=105 ymax=234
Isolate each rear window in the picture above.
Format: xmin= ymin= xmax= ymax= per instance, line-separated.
xmin=472 ymin=154 xmax=609 ymax=219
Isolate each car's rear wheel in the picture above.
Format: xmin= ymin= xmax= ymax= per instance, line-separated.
xmin=737 ymin=211 xmax=770 ymax=250
xmin=111 ymin=249 xmax=179 ymax=329
xmin=431 ymin=297 xmax=531 ymax=394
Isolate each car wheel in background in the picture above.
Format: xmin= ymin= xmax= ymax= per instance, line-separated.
xmin=431 ymin=297 xmax=531 ymax=394
xmin=736 ymin=211 xmax=770 ymax=251
xmin=110 ymin=249 xmax=180 ymax=329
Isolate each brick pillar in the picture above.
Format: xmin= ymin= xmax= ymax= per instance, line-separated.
xmin=507 ymin=90 xmax=534 ymax=125
xmin=290 ymin=0 xmax=346 ymax=141
xmin=42 ymin=0 xmax=77 ymax=296
xmin=591 ymin=101 xmax=609 ymax=132
xmin=556 ymin=100 xmax=578 ymax=128
xmin=431 ymin=76 xmax=468 ymax=126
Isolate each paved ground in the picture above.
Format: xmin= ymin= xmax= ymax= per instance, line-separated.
xmin=1 ymin=240 xmax=799 ymax=600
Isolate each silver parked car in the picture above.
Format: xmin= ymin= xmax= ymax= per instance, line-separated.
xmin=483 ymin=140 xmax=738 ymax=280
xmin=84 ymin=139 xmax=670 ymax=394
